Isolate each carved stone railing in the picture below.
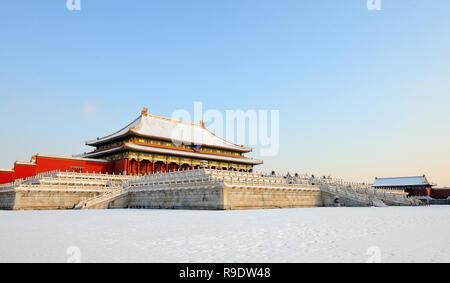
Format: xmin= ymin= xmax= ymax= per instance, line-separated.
xmin=0 ymin=171 xmax=138 ymax=191
xmin=124 ymin=169 xmax=319 ymax=192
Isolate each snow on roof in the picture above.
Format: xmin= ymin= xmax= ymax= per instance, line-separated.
xmin=15 ymin=161 xmax=36 ymax=166
xmin=36 ymin=154 xmax=111 ymax=163
xmin=86 ymin=111 xmax=252 ymax=152
xmin=86 ymin=116 xmax=142 ymax=146
xmin=372 ymin=176 xmax=431 ymax=187
xmin=77 ymin=147 xmax=123 ymax=159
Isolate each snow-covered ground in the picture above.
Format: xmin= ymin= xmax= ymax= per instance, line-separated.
xmin=0 ymin=207 xmax=449 ymax=263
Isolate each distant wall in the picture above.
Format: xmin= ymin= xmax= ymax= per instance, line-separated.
xmin=430 ymin=188 xmax=450 ymax=199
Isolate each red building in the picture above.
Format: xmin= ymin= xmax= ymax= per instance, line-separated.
xmin=372 ymin=175 xmax=434 ymax=197
xmin=0 ymin=108 xmax=262 ymax=184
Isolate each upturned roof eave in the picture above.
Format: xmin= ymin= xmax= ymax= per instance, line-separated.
xmin=84 ymin=142 xmax=261 ymax=165
xmin=85 ymin=131 xmax=132 ymax=146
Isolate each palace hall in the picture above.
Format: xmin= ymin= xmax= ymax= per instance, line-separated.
xmin=0 ymin=108 xmax=262 ymax=184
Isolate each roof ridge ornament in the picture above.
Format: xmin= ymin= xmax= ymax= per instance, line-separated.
xmin=141 ymin=107 xmax=149 ymax=116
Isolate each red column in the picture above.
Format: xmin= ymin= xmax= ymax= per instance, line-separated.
xmin=190 ymin=164 xmax=193 ymax=170
xmin=137 ymin=159 xmax=141 ymax=175
xmin=165 ymin=162 xmax=169 ymax=173
xmin=146 ymin=162 xmax=149 ymax=175
xmin=125 ymin=159 xmax=129 ymax=175
xmin=151 ymin=160 xmax=155 ymax=174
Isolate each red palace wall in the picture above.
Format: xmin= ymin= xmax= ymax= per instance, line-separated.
xmin=404 ymin=188 xmax=450 ymax=199
xmin=0 ymin=155 xmax=115 ymax=185
xmin=35 ymin=156 xmax=113 ymax=174
xmin=405 ymin=188 xmax=431 ymax=197
xmin=430 ymin=189 xmax=450 ymax=199
xmin=13 ymin=164 xmax=37 ymax=180
xmin=0 ymin=171 xmax=15 ymax=184
xmin=0 ymin=163 xmax=37 ymax=184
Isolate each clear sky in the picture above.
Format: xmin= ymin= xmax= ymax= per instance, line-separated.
xmin=0 ymin=1 xmax=449 ymax=186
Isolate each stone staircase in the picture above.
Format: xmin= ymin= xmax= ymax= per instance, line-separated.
xmin=320 ymin=184 xmax=422 ymax=207
xmin=287 ymin=175 xmax=423 ymax=207
xmin=74 ymin=185 xmax=128 ymax=209
xmin=0 ymin=171 xmax=137 ymax=210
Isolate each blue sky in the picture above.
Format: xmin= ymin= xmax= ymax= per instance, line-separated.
xmin=0 ymin=1 xmax=449 ymax=185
